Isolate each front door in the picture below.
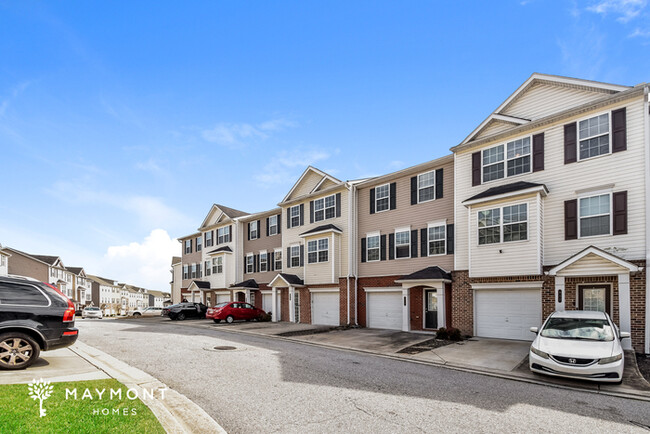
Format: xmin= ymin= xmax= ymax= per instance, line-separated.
xmin=294 ymin=291 xmax=300 ymax=323
xmin=578 ymin=285 xmax=611 ymax=315
xmin=425 ymin=290 xmax=438 ymax=329
xmin=237 ymin=291 xmax=245 ymax=302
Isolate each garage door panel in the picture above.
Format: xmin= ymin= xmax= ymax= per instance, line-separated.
xmin=312 ymin=292 xmax=339 ymax=326
xmin=367 ymin=292 xmax=402 ymax=331
xmin=475 ymin=289 xmax=541 ymax=341
xmin=216 ymin=294 xmax=230 ymax=304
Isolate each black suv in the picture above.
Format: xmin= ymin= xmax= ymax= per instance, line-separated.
xmin=162 ymin=302 xmax=207 ymax=320
xmin=0 ymin=276 xmax=79 ymax=370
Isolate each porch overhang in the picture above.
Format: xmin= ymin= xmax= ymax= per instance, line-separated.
xmin=230 ymin=279 xmax=259 ymax=290
xmin=187 ymin=280 xmax=211 ymax=292
xmin=547 ymin=245 xmax=641 ymax=276
xmin=269 ymin=273 xmax=304 ymax=288
xmin=394 ymin=266 xmax=452 ymax=289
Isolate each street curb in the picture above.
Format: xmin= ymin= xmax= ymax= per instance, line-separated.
xmin=70 ymin=341 xmax=226 ymax=434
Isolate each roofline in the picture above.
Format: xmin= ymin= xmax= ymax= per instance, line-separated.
xmin=268 ymin=274 xmax=305 ymax=288
xmin=279 ymin=182 xmax=349 ymax=207
xmin=235 ymin=207 xmax=282 ymax=222
xmin=394 ymin=278 xmax=452 ymax=284
xmin=281 ymin=166 xmax=343 ymax=204
xmin=1 ymin=248 xmax=56 ymax=267
xmin=299 ymin=228 xmax=343 ymax=238
xmin=462 ymin=185 xmax=549 ymax=207
xmin=355 ymin=154 xmax=454 ymax=189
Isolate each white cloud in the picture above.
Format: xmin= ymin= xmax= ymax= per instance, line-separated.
xmin=254 ymin=147 xmax=337 ymax=185
xmin=201 ymin=118 xmax=297 ymax=148
xmin=629 ymin=27 xmax=650 ymax=36
xmin=587 ymin=0 xmax=647 ymax=22
xmin=0 ymin=81 xmax=31 ymax=118
xmin=102 ymin=229 xmax=180 ymax=290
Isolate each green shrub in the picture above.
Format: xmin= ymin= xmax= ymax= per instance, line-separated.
xmin=436 ymin=327 xmax=449 ymax=340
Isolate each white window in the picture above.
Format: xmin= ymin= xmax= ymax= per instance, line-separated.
xmin=260 ymin=252 xmax=268 ymax=272
xmin=191 ymin=264 xmax=197 ymax=279
xmin=478 ymin=203 xmax=528 ymax=245
xmin=579 ymin=114 xmax=609 ymax=160
xmin=205 ymin=231 xmax=213 ymax=247
xmin=185 ymin=240 xmax=192 ymax=254
xmin=428 ymin=225 xmax=446 ymax=255
xmin=274 ymin=249 xmax=283 ymax=270
xmin=290 ymin=245 xmax=300 ymax=267
xmin=217 ymin=226 xmax=230 ymax=244
xmin=205 ymin=260 xmax=211 ymax=276
xmin=268 ymin=215 xmax=278 ymax=236
xmin=579 ymin=194 xmax=611 ymax=237
xmin=366 ymin=233 xmax=380 ymax=262
xmin=196 ymin=236 xmax=202 ymax=252
xmin=66 ymin=274 xmax=71 ymax=283
xmin=478 ymin=208 xmax=500 ymax=245
xmin=246 ymin=254 xmax=254 ymax=274
xmin=482 ymin=146 xmax=504 ymax=182
xmin=506 ymin=137 xmax=531 ymax=176
xmin=212 ymin=257 xmax=223 ymax=274
xmin=183 ymin=265 xmax=188 ymax=279
xmin=307 ymin=238 xmax=329 ymax=263
xmin=250 ymin=221 xmax=258 ymax=240
xmin=290 ymin=205 xmax=301 ymax=228
xmin=395 ymin=229 xmax=410 ymax=259
xmin=314 ymin=195 xmax=336 ymax=221
xmin=418 ymin=171 xmax=435 ymax=203
xmin=0 ymin=256 xmax=4 ymax=266
xmin=51 ymin=268 xmax=56 ymax=277
xmin=375 ymin=184 xmax=390 ymax=212
xmin=482 ymin=137 xmax=531 ymax=182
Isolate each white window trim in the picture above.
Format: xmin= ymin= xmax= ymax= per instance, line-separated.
xmin=481 ymin=134 xmax=533 ymax=184
xmin=394 ymin=226 xmax=411 ymax=260
xmin=375 ymin=183 xmax=390 ymax=213
xmin=476 ymin=202 xmax=529 ymax=246
xmin=259 ymin=251 xmax=268 ymax=272
xmin=274 ymin=248 xmax=283 ymax=270
xmin=577 ymin=111 xmax=611 ymax=162
xmin=577 ymin=191 xmax=613 ymax=239
xmin=366 ymin=231 xmax=381 ymax=262
xmin=246 ymin=254 xmax=254 ymax=274
xmin=250 ymin=221 xmax=259 ymax=240
xmin=290 ymin=205 xmax=301 ymax=228
xmin=307 ymin=238 xmax=329 ymax=264
xmin=417 ymin=170 xmax=436 ymax=204
xmin=268 ymin=215 xmax=278 ymax=236
xmin=314 ymin=194 xmax=337 ymax=222
xmin=217 ymin=226 xmax=230 ymax=245
xmin=290 ymin=244 xmax=301 ymax=268
xmin=427 ymin=222 xmax=446 ymax=256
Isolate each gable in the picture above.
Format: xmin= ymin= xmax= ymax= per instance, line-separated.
xmin=283 ymin=167 xmax=342 ymax=203
xmin=557 ymin=252 xmax=629 ymax=276
xmin=312 ymin=178 xmax=338 ymax=193
xmin=474 ymin=119 xmax=522 ymax=140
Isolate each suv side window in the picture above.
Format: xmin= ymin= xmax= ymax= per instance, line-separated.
xmin=0 ymin=282 xmax=50 ymax=307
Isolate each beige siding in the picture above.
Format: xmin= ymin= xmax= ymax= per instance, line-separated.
xmin=557 ymin=253 xmax=629 ymax=276
xmin=455 ymin=97 xmax=647 ymax=273
xmin=303 ymin=232 xmax=340 ymax=284
xmin=288 ymin=171 xmax=324 ymax=200
xmin=6 ymin=252 xmax=49 ymax=282
xmin=475 ymin=119 xmax=518 ymax=140
xmin=357 ymin=159 xmax=454 ymax=277
xmin=242 ymin=211 xmax=283 ymax=284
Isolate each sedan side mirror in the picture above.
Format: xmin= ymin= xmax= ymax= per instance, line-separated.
xmin=620 ymin=331 xmax=631 ymax=339
xmin=529 ymin=327 xmax=539 ymax=334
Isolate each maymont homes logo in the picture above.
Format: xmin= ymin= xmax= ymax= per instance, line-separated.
xmin=27 ymin=378 xmax=167 ymax=417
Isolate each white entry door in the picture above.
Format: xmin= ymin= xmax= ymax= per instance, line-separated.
xmin=367 ymin=291 xmax=402 ymax=330
xmin=475 ymin=289 xmax=541 ymax=341
xmin=311 ymin=292 xmax=340 ymax=326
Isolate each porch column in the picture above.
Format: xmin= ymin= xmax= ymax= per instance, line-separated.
xmin=555 ymin=276 xmax=565 ymax=312
xmin=271 ymin=287 xmax=278 ymax=322
xmin=402 ymin=288 xmax=410 ymax=332
xmin=289 ymin=286 xmax=296 ymax=323
xmin=618 ymin=273 xmax=632 ymax=350
xmin=437 ymin=286 xmax=446 ymax=329
xmin=245 ymin=289 xmax=251 ymax=303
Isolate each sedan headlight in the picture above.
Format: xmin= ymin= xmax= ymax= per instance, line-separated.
xmin=598 ymin=353 xmax=623 ymax=365
xmin=530 ymin=346 xmax=550 ymax=359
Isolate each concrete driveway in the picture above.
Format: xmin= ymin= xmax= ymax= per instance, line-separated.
xmin=293 ymin=328 xmax=432 ymax=353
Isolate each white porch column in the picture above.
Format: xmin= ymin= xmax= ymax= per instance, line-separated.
xmin=289 ymin=286 xmax=296 ymax=323
xmin=437 ymin=286 xmax=446 ymax=329
xmin=555 ymin=276 xmax=565 ymax=312
xmin=245 ymin=289 xmax=251 ymax=303
xmin=271 ymin=287 xmax=278 ymax=322
xmin=402 ymin=288 xmax=410 ymax=332
xmin=618 ymin=273 xmax=632 ymax=350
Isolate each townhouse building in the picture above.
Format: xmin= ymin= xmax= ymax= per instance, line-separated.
xmin=355 ymin=155 xmax=455 ymax=332
xmin=66 ymin=267 xmax=92 ymax=310
xmin=178 ymin=231 xmax=202 ymax=302
xmin=1 ymin=248 xmax=74 ymax=298
xmin=170 ymin=256 xmax=182 ymax=304
xmin=148 ymin=290 xmax=171 ymax=308
xmin=451 ymin=74 xmax=648 ymax=353
xmin=88 ymin=275 xmax=122 ymax=316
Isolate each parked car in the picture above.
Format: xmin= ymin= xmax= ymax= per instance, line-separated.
xmin=132 ymin=307 xmax=164 ymax=317
xmin=529 ymin=310 xmax=628 ymax=383
xmin=162 ymin=303 xmax=207 ymax=320
xmin=0 ymin=275 xmax=78 ymax=370
xmin=82 ymin=307 xmax=103 ymax=319
xmin=206 ymin=302 xmax=266 ymax=324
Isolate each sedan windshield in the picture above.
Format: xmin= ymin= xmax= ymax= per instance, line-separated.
xmin=541 ymin=317 xmax=614 ymax=341
xmin=214 ymin=302 xmax=229 ymax=308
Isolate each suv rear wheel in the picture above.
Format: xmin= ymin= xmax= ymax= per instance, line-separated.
xmin=0 ymin=333 xmax=41 ymax=370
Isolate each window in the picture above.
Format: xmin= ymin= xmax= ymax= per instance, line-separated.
xmin=246 ymin=255 xmax=254 ymax=274
xmin=0 ymin=256 xmax=4 ymax=266
xmin=205 ymin=231 xmax=213 ymax=247
xmin=482 ymin=146 xmax=504 ymax=182
xmin=579 ymin=114 xmax=609 ymax=160
xmin=375 ymin=184 xmax=390 ymax=212
xmin=506 ymin=137 xmax=531 ymax=176
xmin=268 ymin=215 xmax=278 ymax=236
xmin=367 ymin=234 xmax=380 ymax=262
xmin=212 ymin=257 xmax=223 ymax=274
xmin=314 ymin=195 xmax=336 ymax=221
xmin=191 ymin=264 xmax=197 ymax=279
xmin=579 ymin=194 xmax=611 ymax=237
xmin=290 ymin=205 xmax=301 ymax=228
xmin=51 ymin=268 xmax=56 ymax=277
xmin=196 ymin=236 xmax=202 ymax=252
xmin=418 ymin=171 xmax=435 ymax=203
xmin=184 ymin=240 xmax=192 ymax=254
xmin=274 ymin=249 xmax=282 ymax=270
xmin=428 ymin=225 xmax=446 ymax=255
xmin=290 ymin=245 xmax=300 ymax=267
xmin=250 ymin=221 xmax=258 ymax=240
xmin=0 ymin=282 xmax=49 ymax=306
xmin=478 ymin=203 xmax=528 ymax=245
xmin=395 ymin=230 xmax=410 ymax=259
xmin=183 ymin=265 xmax=188 ymax=279
xmin=217 ymin=226 xmax=230 ymax=244
xmin=205 ymin=260 xmax=211 ymax=276
xmin=482 ymin=137 xmax=531 ymax=182
xmin=260 ymin=252 xmax=268 ymax=272
xmin=66 ymin=274 xmax=71 ymax=283
xmin=307 ymin=238 xmax=329 ymax=263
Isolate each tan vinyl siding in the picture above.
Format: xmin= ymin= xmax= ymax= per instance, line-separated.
xmin=357 ymin=159 xmax=454 ymax=277
xmin=475 ymin=120 xmax=519 ymax=140
xmin=289 ymin=171 xmax=324 ymax=200
xmin=242 ymin=213 xmax=282 ymax=284
xmin=557 ymin=253 xmax=630 ymax=276
xmin=6 ymin=252 xmax=49 ymax=282
xmin=303 ymin=233 xmax=340 ymax=285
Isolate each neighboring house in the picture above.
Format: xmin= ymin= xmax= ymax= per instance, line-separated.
xmin=355 ymin=155 xmax=455 ymax=332
xmin=178 ymin=231 xmax=204 ymax=303
xmin=237 ymin=208 xmax=283 ymax=315
xmin=170 ymin=256 xmax=182 ymax=304
xmin=1 ymin=248 xmax=74 ymax=298
xmin=148 ymin=290 xmax=171 ymax=307
xmin=451 ymin=73 xmax=648 ymax=353
xmin=121 ymin=284 xmax=148 ymax=312
xmin=88 ymin=275 xmax=122 ymax=316
xmin=0 ymin=248 xmax=10 ymax=276
xmin=66 ymin=267 xmax=92 ymax=310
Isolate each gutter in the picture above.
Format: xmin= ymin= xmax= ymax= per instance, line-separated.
xmin=645 ymin=85 xmax=650 ymax=355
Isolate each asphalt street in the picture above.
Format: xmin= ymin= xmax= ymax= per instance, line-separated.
xmin=76 ymin=318 xmax=650 ymax=433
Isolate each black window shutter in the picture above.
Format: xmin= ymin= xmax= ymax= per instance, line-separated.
xmin=380 ymin=235 xmax=386 ymax=261
xmin=411 ymin=230 xmax=418 ymax=258
xmin=435 ymin=168 xmax=443 ymax=199
xmin=287 ymin=247 xmax=291 ymax=268
xmin=420 ymin=228 xmax=427 ymax=257
xmin=410 ymin=177 xmax=417 ymax=205
xmin=472 ymin=152 xmax=481 ymax=186
xmin=270 ymin=252 xmax=275 ymax=271
xmin=277 ymin=214 xmax=282 ymax=234
xmin=243 ymin=255 xmax=247 ymax=272
xmin=299 ymin=244 xmax=304 ymax=266
xmin=564 ymin=199 xmax=578 ymax=240
xmin=287 ymin=209 xmax=291 ymax=228
xmin=310 ymin=200 xmax=314 ymax=223
xmin=228 ymin=225 xmax=232 ymax=242
xmin=336 ymin=193 xmax=341 ymax=217
xmin=254 ymin=255 xmax=258 ymax=273
xmin=211 ymin=230 xmax=214 ymax=245
xmin=532 ymin=133 xmax=545 ymax=172
xmin=247 ymin=223 xmax=251 ymax=241
xmin=361 ymin=238 xmax=366 ymax=263
xmin=612 ymin=108 xmax=627 ymax=153
xmin=446 ymin=224 xmax=454 ymax=254
xmin=370 ymin=188 xmax=375 ymax=214
xmin=564 ymin=123 xmax=577 ymax=164
xmin=257 ymin=220 xmax=261 ymax=237
xmin=266 ymin=217 xmax=270 ymax=236
xmin=299 ymin=204 xmax=304 ymax=226
xmin=388 ymin=234 xmax=395 ymax=260
xmin=389 ymin=183 xmax=397 ymax=210
xmin=613 ymin=191 xmax=628 ymax=235
xmin=204 ymin=232 xmax=207 ymax=245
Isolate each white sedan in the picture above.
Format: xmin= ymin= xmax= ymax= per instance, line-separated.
xmin=529 ymin=310 xmax=629 ymax=383
xmin=82 ymin=307 xmax=103 ymax=319
xmin=132 ymin=307 xmax=164 ymax=317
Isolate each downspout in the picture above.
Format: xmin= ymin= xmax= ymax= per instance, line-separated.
xmin=352 ymin=183 xmax=359 ymax=326
xmin=644 ymin=85 xmax=650 ymax=355
xmin=347 ymin=183 xmax=352 ymax=325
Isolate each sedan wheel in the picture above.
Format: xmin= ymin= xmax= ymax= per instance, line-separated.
xmin=226 ymin=315 xmax=234 ymax=324
xmin=0 ymin=333 xmax=41 ymax=370
xmin=133 ymin=313 xmax=141 ymax=317
xmin=177 ymin=313 xmax=186 ymax=321
xmin=213 ymin=319 xmax=221 ymax=324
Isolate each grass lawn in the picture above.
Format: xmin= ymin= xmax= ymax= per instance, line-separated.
xmin=0 ymin=378 xmax=165 ymax=433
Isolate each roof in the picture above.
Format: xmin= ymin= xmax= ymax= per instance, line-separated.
xmin=547 ymin=245 xmax=640 ymax=276
xmin=191 ymin=281 xmax=211 ymax=289
xmin=463 ymin=181 xmax=548 ymax=204
xmin=230 ymin=279 xmax=259 ymax=289
xmin=66 ymin=267 xmax=84 ymax=275
xmin=87 ymin=275 xmax=118 ymax=286
xmin=30 ymin=255 xmax=60 ymax=266
xmin=397 ymin=266 xmax=452 ymax=281
xmin=215 ymin=204 xmax=249 ymax=218
xmin=300 ymin=224 xmax=342 ymax=236
xmin=171 ymin=256 xmax=181 ymax=265
xmin=278 ymin=273 xmax=304 ymax=286
xmin=237 ymin=207 xmax=282 ymax=222
xmin=355 ymin=154 xmax=454 ymax=188
xmin=207 ymin=246 xmax=233 ymax=254
xmin=281 ymin=166 xmax=343 ymax=204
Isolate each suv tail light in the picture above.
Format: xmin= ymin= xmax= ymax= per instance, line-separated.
xmin=44 ymin=282 xmax=76 ymax=322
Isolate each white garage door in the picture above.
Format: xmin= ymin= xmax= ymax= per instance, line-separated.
xmin=367 ymin=291 xmax=402 ymax=330
xmin=311 ymin=292 xmax=340 ymax=326
xmin=262 ymin=293 xmax=281 ymax=320
xmin=475 ymin=289 xmax=541 ymax=341
xmin=216 ymin=294 xmax=230 ymax=304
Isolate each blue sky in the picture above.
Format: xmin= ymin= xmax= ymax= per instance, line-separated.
xmin=1 ymin=0 xmax=649 ymax=289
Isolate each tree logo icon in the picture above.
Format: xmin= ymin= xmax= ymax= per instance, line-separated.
xmin=27 ymin=378 xmax=54 ymax=417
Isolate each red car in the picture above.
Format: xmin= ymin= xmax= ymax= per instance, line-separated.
xmin=206 ymin=302 xmax=266 ymax=324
